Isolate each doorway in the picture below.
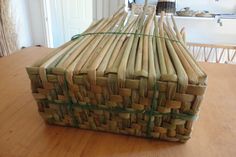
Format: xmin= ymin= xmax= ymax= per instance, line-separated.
xmin=43 ymin=0 xmax=126 ymax=48
xmin=43 ymin=0 xmax=93 ymax=48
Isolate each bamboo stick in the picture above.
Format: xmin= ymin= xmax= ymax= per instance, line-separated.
xmin=134 ymin=0 xmax=149 ymax=77
xmin=88 ymin=14 xmax=131 ymax=84
xmin=171 ymin=15 xmax=185 ymax=44
xmin=178 ymin=43 xmax=207 ymax=84
xmin=113 ymin=4 xmax=126 ymax=18
xmin=80 ymin=12 xmax=129 ymax=75
xmin=117 ymin=16 xmax=141 ymax=87
xmin=106 ymin=18 xmax=137 ymax=74
xmin=39 ymin=40 xmax=83 ymax=82
xmin=31 ymin=41 xmax=73 ymax=67
xmin=126 ymin=12 xmax=145 ymax=79
xmin=137 ymin=0 xmax=151 ymax=97
xmin=134 ymin=28 xmax=144 ymax=75
xmin=154 ymin=16 xmax=167 ymax=75
xmin=152 ymin=29 xmax=161 ymax=80
xmin=180 ymin=27 xmax=186 ymax=44
xmin=171 ymin=15 xmax=207 ymax=84
xmin=159 ymin=12 xmax=176 ymax=81
xmin=109 ymin=39 xmax=129 ymax=74
xmin=97 ymin=14 xmax=136 ymax=77
xmin=163 ymin=22 xmax=199 ymax=85
xmin=148 ymin=24 xmax=157 ymax=89
xmin=107 ymin=38 xmax=129 ymax=94
xmin=164 ymin=33 xmax=188 ymax=92
xmin=141 ymin=11 xmax=155 ymax=78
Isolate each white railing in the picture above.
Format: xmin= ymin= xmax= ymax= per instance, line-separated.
xmin=187 ymin=43 xmax=236 ymax=64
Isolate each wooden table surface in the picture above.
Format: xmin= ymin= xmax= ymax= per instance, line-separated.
xmin=0 ymin=47 xmax=236 ymax=157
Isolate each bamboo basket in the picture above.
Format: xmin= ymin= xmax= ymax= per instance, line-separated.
xmin=26 ymin=2 xmax=207 ymax=143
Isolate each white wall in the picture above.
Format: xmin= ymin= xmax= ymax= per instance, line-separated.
xmin=135 ymin=0 xmax=236 ymax=13
xmin=10 ymin=0 xmax=33 ymax=48
xmin=173 ymin=17 xmax=236 ymax=45
xmin=177 ymin=0 xmax=236 ymax=14
xmin=135 ymin=0 xmax=236 ymax=45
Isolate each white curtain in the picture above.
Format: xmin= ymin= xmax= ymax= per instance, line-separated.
xmin=0 ymin=0 xmax=18 ymax=56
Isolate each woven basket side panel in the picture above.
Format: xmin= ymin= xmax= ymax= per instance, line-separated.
xmin=28 ymin=70 xmax=206 ymax=142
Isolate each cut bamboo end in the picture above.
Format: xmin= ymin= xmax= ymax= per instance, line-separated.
xmin=52 ymin=68 xmax=65 ymax=75
xmin=160 ymin=74 xmax=178 ymax=82
xmin=26 ymin=67 xmax=39 ymax=75
xmin=135 ymin=70 xmax=149 ymax=78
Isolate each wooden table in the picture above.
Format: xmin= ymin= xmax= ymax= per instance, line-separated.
xmin=0 ymin=47 xmax=236 ymax=157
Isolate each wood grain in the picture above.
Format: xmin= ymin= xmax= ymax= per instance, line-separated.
xmin=0 ymin=47 xmax=236 ymax=157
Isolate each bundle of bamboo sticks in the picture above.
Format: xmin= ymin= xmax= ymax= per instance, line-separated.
xmin=26 ymin=2 xmax=207 ymax=142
